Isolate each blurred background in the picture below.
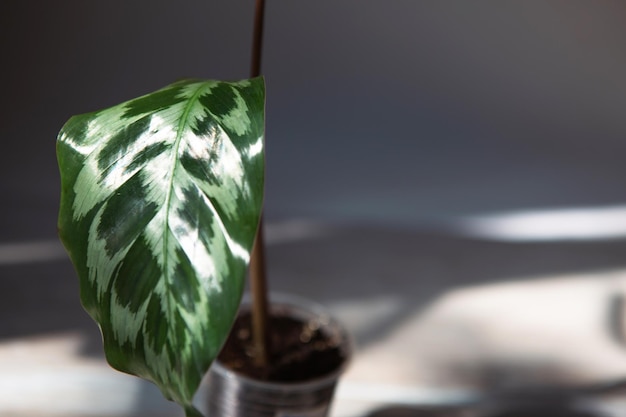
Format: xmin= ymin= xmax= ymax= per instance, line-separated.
xmin=3 ymin=1 xmax=626 ymax=416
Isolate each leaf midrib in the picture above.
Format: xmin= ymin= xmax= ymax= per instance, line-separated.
xmin=160 ymin=82 xmax=212 ymax=342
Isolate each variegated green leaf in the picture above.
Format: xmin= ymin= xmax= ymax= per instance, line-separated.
xmin=57 ymin=78 xmax=265 ymax=415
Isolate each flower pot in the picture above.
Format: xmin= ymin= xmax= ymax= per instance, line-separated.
xmin=207 ymin=293 xmax=352 ymax=417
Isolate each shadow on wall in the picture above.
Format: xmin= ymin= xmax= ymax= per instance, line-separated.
xmin=266 ymin=221 xmax=626 ymax=345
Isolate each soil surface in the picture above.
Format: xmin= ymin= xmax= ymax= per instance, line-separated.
xmin=218 ymin=310 xmax=346 ymax=382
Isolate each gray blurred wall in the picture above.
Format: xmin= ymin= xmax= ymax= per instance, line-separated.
xmin=2 ymin=0 xmax=626 ymax=241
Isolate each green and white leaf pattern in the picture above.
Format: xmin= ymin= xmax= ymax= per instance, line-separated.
xmin=57 ymin=78 xmax=265 ymax=415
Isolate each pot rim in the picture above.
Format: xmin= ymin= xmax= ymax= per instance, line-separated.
xmin=211 ymin=292 xmax=353 ymax=391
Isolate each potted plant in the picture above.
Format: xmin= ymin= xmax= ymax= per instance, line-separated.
xmin=56 ymin=2 xmax=350 ymax=417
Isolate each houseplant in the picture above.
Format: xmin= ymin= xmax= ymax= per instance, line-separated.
xmin=56 ymin=2 xmax=350 ymax=416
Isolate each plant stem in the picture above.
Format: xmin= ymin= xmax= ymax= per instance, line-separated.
xmin=249 ymin=0 xmax=270 ymax=369
xmin=250 ymin=0 xmax=266 ymax=78
xmin=249 ymin=223 xmax=270 ymax=367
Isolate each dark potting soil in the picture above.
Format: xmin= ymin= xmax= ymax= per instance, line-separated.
xmin=217 ymin=310 xmax=346 ymax=382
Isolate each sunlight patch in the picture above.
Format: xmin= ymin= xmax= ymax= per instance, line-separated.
xmin=455 ymin=205 xmax=626 ymax=242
